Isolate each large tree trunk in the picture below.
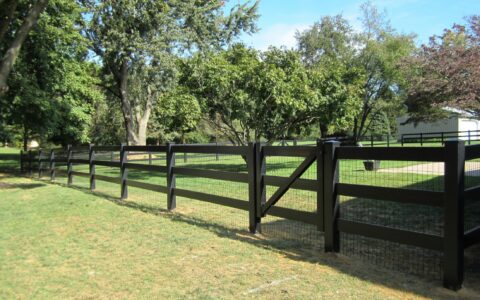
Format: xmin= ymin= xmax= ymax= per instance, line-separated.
xmin=116 ymin=60 xmax=152 ymax=146
xmin=0 ymin=0 xmax=49 ymax=94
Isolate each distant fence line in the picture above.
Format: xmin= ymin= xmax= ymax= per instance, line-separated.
xmin=12 ymin=140 xmax=480 ymax=291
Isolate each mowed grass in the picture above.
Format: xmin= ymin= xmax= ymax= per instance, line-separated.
xmin=2 ymin=173 xmax=480 ymax=299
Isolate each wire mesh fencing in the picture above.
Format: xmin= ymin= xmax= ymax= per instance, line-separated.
xmin=338 ymin=158 xmax=444 ymax=279
xmin=262 ymin=154 xmax=322 ymax=251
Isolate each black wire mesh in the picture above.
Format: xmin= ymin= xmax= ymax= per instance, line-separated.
xmin=338 ymin=158 xmax=445 ymax=278
xmin=173 ymin=152 xmax=249 ymax=231
xmin=262 ymin=153 xmax=322 ymax=250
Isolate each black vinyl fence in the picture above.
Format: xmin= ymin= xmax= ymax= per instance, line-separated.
xmin=14 ymin=141 xmax=480 ymax=291
xmin=402 ymin=130 xmax=480 ymax=146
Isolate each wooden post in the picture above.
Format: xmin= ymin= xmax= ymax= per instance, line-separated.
xmin=387 ymin=135 xmax=390 ymax=147
xmin=324 ymin=141 xmax=340 ymax=252
xmin=401 ymin=135 xmax=404 ymax=147
xmin=148 ymin=152 xmax=152 ymax=165
xmin=215 ymin=141 xmax=219 ymax=161
xmin=255 ymin=142 xmax=266 ymax=225
xmin=167 ymin=142 xmax=176 ymax=210
xmin=441 ymin=132 xmax=445 ymax=145
xmin=468 ymin=130 xmax=471 ymax=145
xmin=317 ymin=140 xmax=324 ymax=231
xmin=420 ymin=133 xmax=423 ymax=146
xmin=443 ymin=140 xmax=465 ymax=290
xmin=38 ymin=150 xmax=42 ymax=178
xmin=28 ymin=150 xmax=32 ymax=176
xmin=120 ymin=144 xmax=128 ymax=199
xmin=248 ymin=142 xmax=260 ymax=233
xmin=50 ymin=149 xmax=55 ymax=181
xmin=20 ymin=150 xmax=24 ymax=173
xmin=67 ymin=145 xmax=72 ymax=185
xmin=89 ymin=144 xmax=95 ymax=191
xmin=370 ymin=134 xmax=374 ymax=147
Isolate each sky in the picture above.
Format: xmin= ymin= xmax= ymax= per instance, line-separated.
xmin=237 ymin=0 xmax=480 ymax=50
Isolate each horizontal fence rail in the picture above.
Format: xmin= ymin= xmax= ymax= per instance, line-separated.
xmin=12 ymin=139 xmax=480 ymax=291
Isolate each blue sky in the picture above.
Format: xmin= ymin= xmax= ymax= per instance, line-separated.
xmin=237 ymin=0 xmax=480 ymax=50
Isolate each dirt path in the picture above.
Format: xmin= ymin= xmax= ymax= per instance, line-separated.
xmin=379 ymin=162 xmax=480 ymax=176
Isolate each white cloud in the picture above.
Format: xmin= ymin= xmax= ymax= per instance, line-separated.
xmin=241 ymin=23 xmax=310 ymax=51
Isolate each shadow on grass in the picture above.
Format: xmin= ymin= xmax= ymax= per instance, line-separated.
xmin=18 ymin=174 xmax=480 ymax=298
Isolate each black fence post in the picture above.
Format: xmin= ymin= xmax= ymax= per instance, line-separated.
xmin=50 ymin=149 xmax=55 ymax=181
xmin=28 ymin=150 xmax=32 ymax=176
xmin=317 ymin=140 xmax=324 ymax=231
xmin=324 ymin=141 xmax=340 ymax=252
xmin=443 ymin=140 xmax=465 ymax=290
xmin=248 ymin=142 xmax=260 ymax=233
xmin=401 ymin=135 xmax=404 ymax=147
xmin=370 ymin=134 xmax=374 ymax=147
xmin=387 ymin=135 xmax=390 ymax=147
xmin=215 ymin=142 xmax=219 ymax=161
xmin=38 ymin=150 xmax=42 ymax=178
xmin=255 ymin=142 xmax=266 ymax=224
xmin=67 ymin=145 xmax=72 ymax=185
xmin=89 ymin=144 xmax=95 ymax=191
xmin=468 ymin=130 xmax=471 ymax=145
xmin=420 ymin=133 xmax=423 ymax=146
xmin=441 ymin=132 xmax=445 ymax=145
xmin=20 ymin=150 xmax=24 ymax=173
xmin=120 ymin=143 xmax=128 ymax=199
xmin=167 ymin=142 xmax=176 ymax=210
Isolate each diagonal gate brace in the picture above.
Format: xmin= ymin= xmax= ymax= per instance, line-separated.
xmin=261 ymin=149 xmax=317 ymax=217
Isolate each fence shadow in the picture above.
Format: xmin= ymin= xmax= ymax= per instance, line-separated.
xmin=35 ymin=177 xmax=480 ymax=299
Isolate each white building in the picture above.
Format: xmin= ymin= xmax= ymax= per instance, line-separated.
xmin=397 ymin=108 xmax=480 ymax=141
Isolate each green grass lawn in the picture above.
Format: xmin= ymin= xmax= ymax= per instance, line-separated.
xmin=1 ymin=173 xmax=480 ymax=299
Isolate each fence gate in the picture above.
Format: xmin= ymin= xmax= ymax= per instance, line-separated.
xmin=253 ymin=142 xmax=324 ymax=233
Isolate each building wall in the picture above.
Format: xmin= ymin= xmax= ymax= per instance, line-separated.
xmin=458 ymin=118 xmax=480 ymax=140
xmin=396 ymin=116 xmax=459 ymax=140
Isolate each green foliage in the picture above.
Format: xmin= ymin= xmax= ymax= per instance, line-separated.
xmin=182 ymin=44 xmax=320 ymax=145
xmin=0 ymin=0 xmax=103 ymax=148
xmin=84 ymin=0 xmax=259 ymax=145
xmin=149 ymin=88 xmax=202 ymax=143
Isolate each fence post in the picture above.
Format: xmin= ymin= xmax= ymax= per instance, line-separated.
xmin=20 ymin=150 xmax=24 ymax=173
xmin=441 ymin=132 xmax=445 ymax=145
xmin=255 ymin=142 xmax=266 ymax=225
xmin=468 ymin=130 xmax=471 ymax=145
xmin=420 ymin=133 xmax=423 ymax=146
xmin=50 ymin=149 xmax=55 ymax=181
xmin=317 ymin=140 xmax=324 ymax=231
xmin=324 ymin=141 xmax=340 ymax=252
xmin=443 ymin=140 xmax=465 ymax=290
xmin=401 ymin=135 xmax=404 ymax=147
xmin=387 ymin=135 xmax=390 ymax=147
xmin=67 ymin=145 xmax=72 ymax=185
xmin=248 ymin=142 xmax=260 ymax=233
xmin=148 ymin=153 xmax=152 ymax=165
xmin=370 ymin=134 xmax=374 ymax=147
xmin=120 ymin=143 xmax=128 ymax=199
xmin=89 ymin=144 xmax=96 ymax=191
xmin=167 ymin=142 xmax=176 ymax=210
xmin=38 ymin=150 xmax=42 ymax=178
xmin=215 ymin=141 xmax=219 ymax=161
xmin=28 ymin=150 xmax=32 ymax=176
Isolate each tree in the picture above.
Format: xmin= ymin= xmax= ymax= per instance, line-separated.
xmin=402 ymin=16 xmax=480 ymax=122
xmin=0 ymin=0 xmax=49 ymax=94
xmin=0 ymin=0 xmax=102 ymax=149
xmin=149 ymin=88 xmax=201 ymax=144
xmin=183 ymin=44 xmax=320 ymax=145
xmin=350 ymin=2 xmax=415 ymax=143
xmin=83 ymin=0 xmax=259 ymax=145
xmin=296 ymin=15 xmax=364 ymax=137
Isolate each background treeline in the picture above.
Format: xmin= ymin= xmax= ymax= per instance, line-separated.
xmin=0 ymin=0 xmax=478 ymax=149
